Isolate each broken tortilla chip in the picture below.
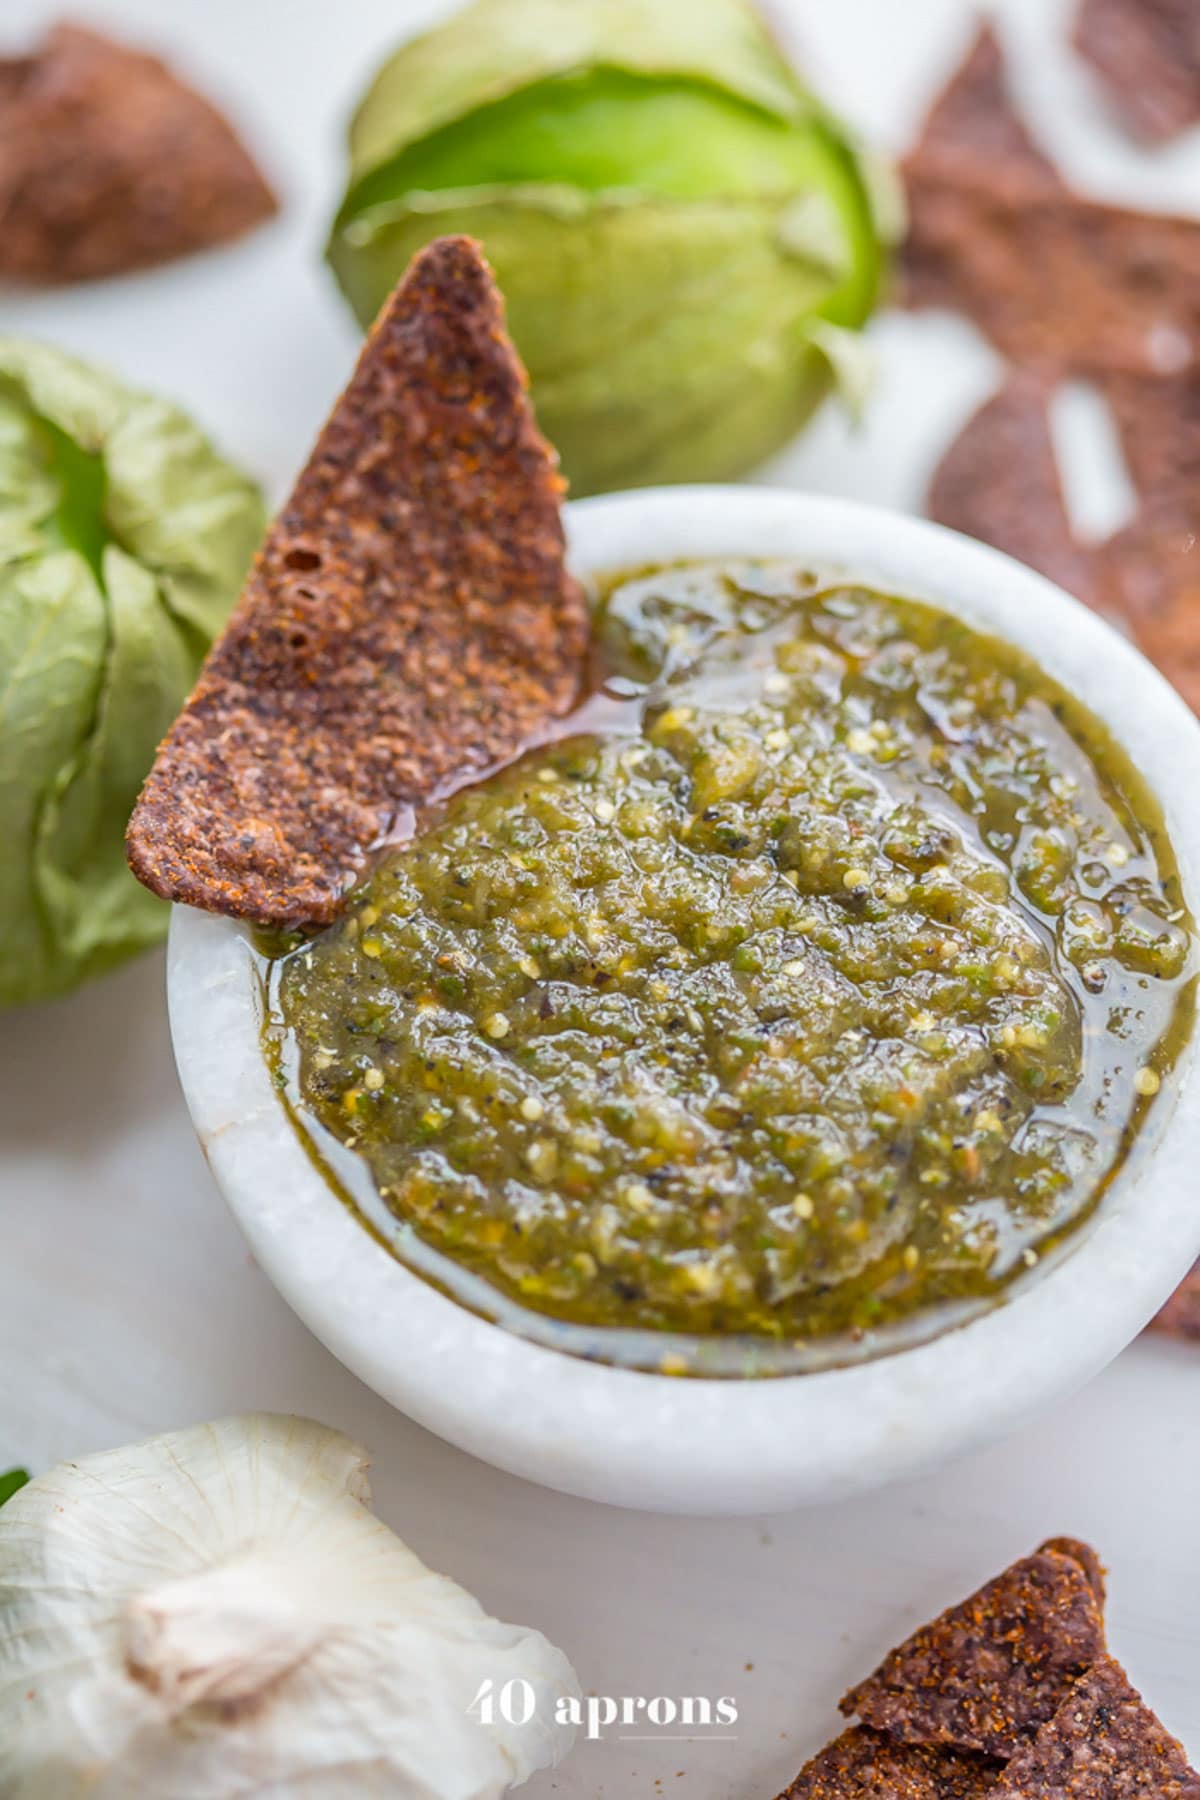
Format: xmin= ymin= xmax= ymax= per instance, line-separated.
xmin=127 ymin=235 xmax=589 ymax=929
xmin=927 ymin=376 xmax=1100 ymax=607
xmin=901 ymin=28 xmax=1200 ymax=379
xmin=1149 ymin=1259 xmax=1200 ymax=1339
xmin=1073 ymin=0 xmax=1200 ymax=147
xmin=0 ymin=22 xmax=276 ymax=284
xmin=993 ymin=1656 xmax=1200 ymax=1798
xmin=777 ymin=1728 xmax=1000 ymax=1800
xmin=840 ymin=1543 xmax=1106 ymax=1759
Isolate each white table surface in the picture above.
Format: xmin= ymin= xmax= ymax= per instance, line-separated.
xmin=2 ymin=1 xmax=1198 ymax=1793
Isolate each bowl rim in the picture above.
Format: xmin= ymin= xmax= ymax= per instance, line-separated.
xmin=167 ymin=486 xmax=1200 ymax=1514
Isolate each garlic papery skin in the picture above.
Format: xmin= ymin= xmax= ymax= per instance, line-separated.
xmin=0 ymin=1414 xmax=579 ymax=1798
xmin=122 ymin=1558 xmax=332 ymax=1715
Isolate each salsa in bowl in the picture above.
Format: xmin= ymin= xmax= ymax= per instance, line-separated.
xmin=169 ymin=490 xmax=1200 ymax=1510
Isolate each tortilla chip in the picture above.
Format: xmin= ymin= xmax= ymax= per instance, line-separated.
xmin=127 ymin=236 xmax=589 ymax=928
xmin=778 ymin=1728 xmax=1000 ymax=1800
xmin=902 ymin=30 xmax=1200 ymax=379
xmin=1099 ymin=511 xmax=1200 ymax=711
xmin=907 ymin=188 xmax=1200 ymax=379
xmin=0 ymin=23 xmax=276 ymax=283
xmin=1101 ymin=373 xmax=1200 ymax=509
xmin=903 ymin=24 xmax=1064 ymax=197
xmin=1035 ymin=1539 xmax=1106 ymax=1610
xmin=840 ymin=1544 xmax=1106 ymax=1759
xmin=910 ymin=32 xmax=1200 ymax=712
xmin=1149 ymin=1259 xmax=1200 ymax=1339
xmin=1090 ymin=373 xmax=1200 ymax=708
xmin=1073 ymin=0 xmax=1200 ymax=146
xmin=927 ymin=375 xmax=1100 ymax=607
xmin=927 ymin=365 xmax=1200 ymax=706
xmin=901 ymin=24 xmax=1063 ymax=316
xmin=993 ymin=1656 xmax=1200 ymax=1798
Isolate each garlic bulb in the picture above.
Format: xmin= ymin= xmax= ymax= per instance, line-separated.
xmin=0 ymin=1414 xmax=579 ymax=1798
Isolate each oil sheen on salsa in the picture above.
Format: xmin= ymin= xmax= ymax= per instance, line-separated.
xmin=268 ymin=562 xmax=1194 ymax=1355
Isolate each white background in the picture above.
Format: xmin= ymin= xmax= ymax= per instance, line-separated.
xmin=2 ymin=1 xmax=1199 ymax=1794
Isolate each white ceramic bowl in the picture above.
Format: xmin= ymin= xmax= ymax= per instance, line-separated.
xmin=169 ymin=488 xmax=1200 ymax=1514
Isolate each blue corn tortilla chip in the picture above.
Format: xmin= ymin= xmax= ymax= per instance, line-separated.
xmin=927 ymin=375 xmax=1100 ymax=608
xmin=840 ymin=1543 xmax=1107 ymax=1759
xmin=1035 ymin=1540 xmax=1106 ymax=1610
xmin=127 ymin=236 xmax=589 ymax=929
xmin=777 ymin=1728 xmax=1000 ymax=1799
xmin=928 ymin=365 xmax=1200 ymax=713
xmin=902 ymin=25 xmax=1200 ymax=380
xmin=1073 ymin=0 xmax=1200 ymax=146
xmin=0 ymin=23 xmax=276 ymax=283
xmin=993 ymin=1656 xmax=1200 ymax=1798
xmin=902 ymin=23 xmax=1064 ymax=200
xmin=1151 ymin=1260 xmax=1200 ymax=1340
xmin=1095 ymin=376 xmax=1200 ymax=716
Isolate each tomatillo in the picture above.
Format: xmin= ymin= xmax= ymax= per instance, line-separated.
xmin=327 ymin=0 xmax=896 ymax=496
xmin=0 ymin=340 xmax=264 ymax=1007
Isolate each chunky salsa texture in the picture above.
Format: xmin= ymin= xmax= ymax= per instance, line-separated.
xmin=268 ymin=562 xmax=1193 ymax=1358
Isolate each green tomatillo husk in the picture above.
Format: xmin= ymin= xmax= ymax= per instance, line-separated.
xmin=327 ymin=0 xmax=898 ymax=496
xmin=0 ymin=340 xmax=265 ymax=1009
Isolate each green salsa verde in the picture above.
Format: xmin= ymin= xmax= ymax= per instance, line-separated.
xmin=267 ymin=562 xmax=1194 ymax=1364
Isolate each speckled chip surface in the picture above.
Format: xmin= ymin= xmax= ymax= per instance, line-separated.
xmin=993 ymin=1656 xmax=1200 ymax=1798
xmin=778 ymin=1727 xmax=1000 ymax=1799
xmin=1034 ymin=1541 xmax=1106 ymax=1611
xmin=840 ymin=1544 xmax=1107 ymax=1759
xmin=0 ymin=23 xmax=276 ymax=283
xmin=777 ymin=1540 xmax=1200 ymax=1800
xmin=127 ymin=235 xmax=589 ymax=929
